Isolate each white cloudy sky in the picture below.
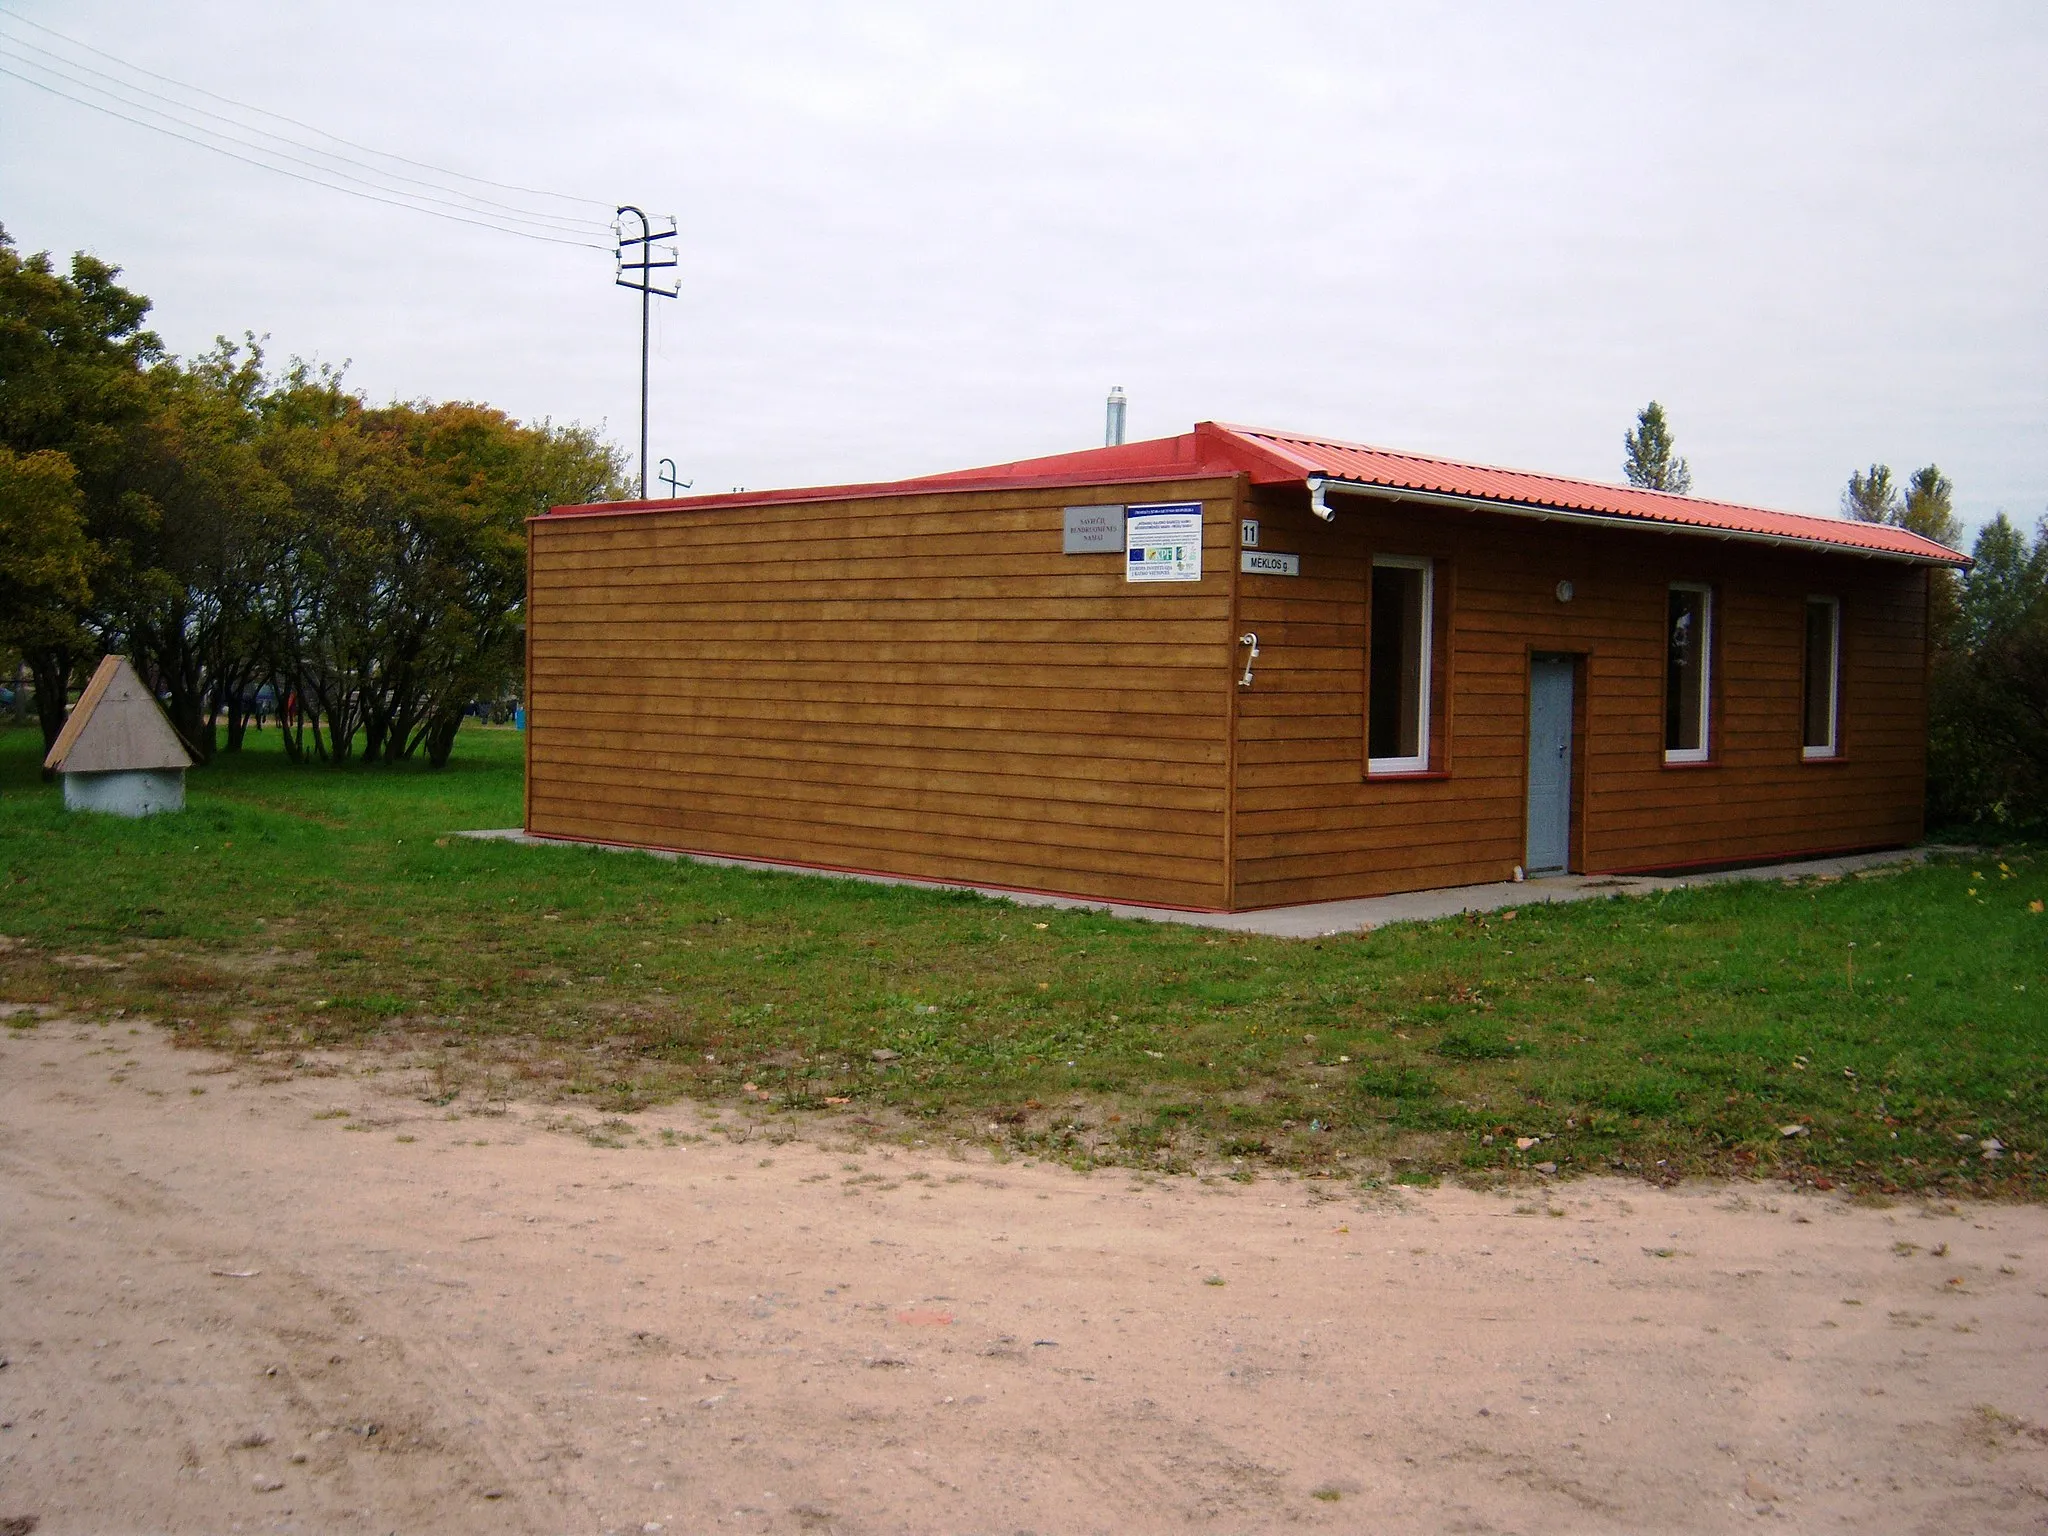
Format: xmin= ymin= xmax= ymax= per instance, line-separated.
xmin=2 ymin=1 xmax=2042 ymax=535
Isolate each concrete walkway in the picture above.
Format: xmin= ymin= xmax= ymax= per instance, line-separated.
xmin=456 ymin=829 xmax=1930 ymax=939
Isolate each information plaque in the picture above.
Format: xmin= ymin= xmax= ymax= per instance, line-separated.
xmin=1062 ymin=504 xmax=1124 ymax=553
xmin=1125 ymin=502 xmax=1204 ymax=583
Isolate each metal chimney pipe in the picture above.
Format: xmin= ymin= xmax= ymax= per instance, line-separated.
xmin=1105 ymin=386 xmax=1127 ymax=447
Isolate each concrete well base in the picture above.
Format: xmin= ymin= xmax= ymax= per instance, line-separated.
xmin=62 ymin=769 xmax=185 ymax=817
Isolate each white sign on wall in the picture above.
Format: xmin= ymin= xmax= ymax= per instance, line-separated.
xmin=1241 ymin=550 xmax=1300 ymax=576
xmin=1125 ymin=502 xmax=1204 ymax=583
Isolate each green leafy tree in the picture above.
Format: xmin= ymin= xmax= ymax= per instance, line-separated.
xmin=1842 ymin=461 xmax=1966 ymax=649
xmin=1899 ymin=464 xmax=1961 ymax=548
xmin=254 ymin=369 xmax=624 ymax=766
xmin=104 ymin=337 xmax=288 ymax=757
xmin=374 ymin=401 xmax=624 ymax=766
xmin=0 ymin=224 xmax=161 ymax=749
xmin=0 ymin=446 xmax=97 ymax=693
xmin=4 ymin=228 xmax=626 ymax=771
xmin=1928 ymin=513 xmax=2048 ymax=828
xmin=1842 ymin=463 xmax=1901 ymax=524
xmin=1622 ymin=401 xmax=1692 ymax=494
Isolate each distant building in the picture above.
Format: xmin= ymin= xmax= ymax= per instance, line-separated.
xmin=43 ymin=655 xmax=195 ymax=817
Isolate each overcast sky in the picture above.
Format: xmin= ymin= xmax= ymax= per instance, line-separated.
xmin=3 ymin=1 xmax=2042 ymax=535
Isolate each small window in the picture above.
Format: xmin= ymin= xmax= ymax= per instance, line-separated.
xmin=1803 ymin=597 xmax=1840 ymax=758
xmin=1368 ymin=556 xmax=1433 ymax=773
xmin=1664 ymin=583 xmax=1712 ymax=763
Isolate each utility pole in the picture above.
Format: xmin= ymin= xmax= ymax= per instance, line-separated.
xmin=615 ymin=205 xmax=679 ymax=499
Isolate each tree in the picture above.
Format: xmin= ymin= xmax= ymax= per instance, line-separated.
xmin=4 ymin=228 xmax=627 ymax=771
xmin=1927 ymin=513 xmax=2048 ymax=828
xmin=0 ymin=447 xmax=96 ymax=693
xmin=0 ymin=225 xmax=162 ymax=750
xmin=102 ymin=337 xmax=287 ymax=758
xmin=1842 ymin=461 xmax=1965 ymax=651
xmin=1842 ymin=463 xmax=1901 ymax=524
xmin=1622 ymin=401 xmax=1692 ymax=494
xmin=253 ymin=367 xmax=625 ymax=767
xmin=1900 ymin=464 xmax=1960 ymax=548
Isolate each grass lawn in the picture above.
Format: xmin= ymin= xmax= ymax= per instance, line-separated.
xmin=1 ymin=722 xmax=2042 ymax=1196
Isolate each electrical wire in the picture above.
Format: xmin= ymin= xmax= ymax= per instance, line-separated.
xmin=0 ymin=34 xmax=609 ymax=235
xmin=0 ymin=64 xmax=612 ymax=250
xmin=0 ymin=50 xmax=610 ymax=242
xmin=0 ymin=5 xmax=612 ymax=212
xmin=0 ymin=8 xmax=621 ymax=249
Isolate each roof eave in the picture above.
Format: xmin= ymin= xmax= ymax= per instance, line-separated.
xmin=1314 ymin=479 xmax=1970 ymax=569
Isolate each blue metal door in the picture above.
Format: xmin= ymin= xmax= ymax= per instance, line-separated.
xmin=1526 ymin=657 xmax=1574 ymax=874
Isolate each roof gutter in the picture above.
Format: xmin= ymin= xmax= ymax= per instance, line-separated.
xmin=1306 ymin=476 xmax=1965 ymax=568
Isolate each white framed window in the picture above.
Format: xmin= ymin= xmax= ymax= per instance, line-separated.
xmin=1368 ymin=556 xmax=1434 ymax=774
xmin=1802 ymin=596 xmax=1841 ymax=759
xmin=1664 ymin=583 xmax=1713 ymax=763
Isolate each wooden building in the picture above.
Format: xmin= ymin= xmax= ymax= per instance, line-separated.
xmin=524 ymin=423 xmax=1966 ymax=912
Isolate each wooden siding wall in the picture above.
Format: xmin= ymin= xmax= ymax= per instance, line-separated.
xmin=1232 ymin=487 xmax=1930 ymax=908
xmin=526 ymin=477 xmax=1245 ymax=909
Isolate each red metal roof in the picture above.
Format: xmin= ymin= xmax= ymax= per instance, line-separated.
xmin=1218 ymin=424 xmax=1966 ymax=566
xmin=549 ymin=421 xmax=1968 ymax=567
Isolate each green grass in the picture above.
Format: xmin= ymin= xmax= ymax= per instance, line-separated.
xmin=1 ymin=722 xmax=2043 ymax=1195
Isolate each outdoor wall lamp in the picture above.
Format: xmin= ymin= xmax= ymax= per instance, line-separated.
xmin=1239 ymin=632 xmax=1260 ymax=688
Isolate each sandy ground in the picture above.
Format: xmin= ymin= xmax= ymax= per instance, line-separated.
xmin=3 ymin=1019 xmax=2047 ymax=1536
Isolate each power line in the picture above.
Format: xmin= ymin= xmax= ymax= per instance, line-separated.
xmin=0 ymin=33 xmax=609 ymax=236
xmin=0 ymin=6 xmax=688 ymax=481
xmin=0 ymin=48 xmax=611 ymax=242
xmin=0 ymin=64 xmax=612 ymax=249
xmin=0 ymin=5 xmax=611 ymax=213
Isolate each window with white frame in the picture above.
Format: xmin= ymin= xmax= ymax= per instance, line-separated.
xmin=1664 ymin=583 xmax=1713 ymax=762
xmin=1368 ymin=556 xmax=1433 ymax=773
xmin=1802 ymin=596 xmax=1841 ymax=758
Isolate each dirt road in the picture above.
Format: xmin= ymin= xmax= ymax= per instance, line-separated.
xmin=3 ymin=1015 xmax=2046 ymax=1534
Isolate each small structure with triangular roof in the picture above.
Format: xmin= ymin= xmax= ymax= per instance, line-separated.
xmin=43 ymin=655 xmax=195 ymax=816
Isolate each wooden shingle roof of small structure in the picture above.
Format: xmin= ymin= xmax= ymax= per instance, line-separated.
xmin=43 ymin=655 xmax=196 ymax=774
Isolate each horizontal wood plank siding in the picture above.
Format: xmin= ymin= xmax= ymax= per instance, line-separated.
xmin=527 ymin=479 xmax=1242 ymax=908
xmin=1231 ymin=487 xmax=1930 ymax=907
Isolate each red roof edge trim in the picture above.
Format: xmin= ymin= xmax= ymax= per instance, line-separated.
xmin=545 ymin=463 xmax=1247 ymax=522
xmin=545 ymin=430 xmax=1256 ymax=520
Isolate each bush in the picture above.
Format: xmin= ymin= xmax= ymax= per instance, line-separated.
xmin=1929 ymin=515 xmax=2048 ymax=832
